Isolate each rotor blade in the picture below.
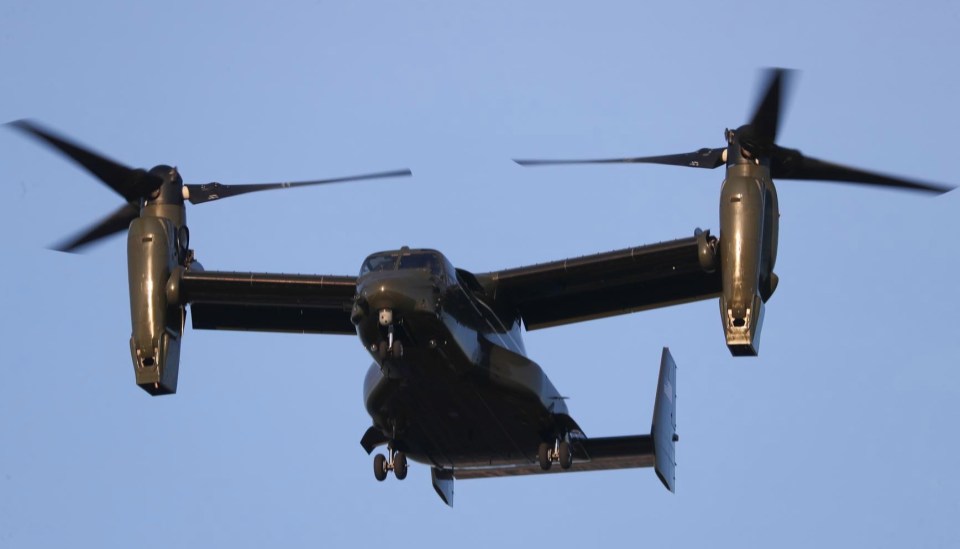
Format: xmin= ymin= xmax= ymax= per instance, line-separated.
xmin=8 ymin=119 xmax=162 ymax=202
xmin=514 ymin=148 xmax=726 ymax=169
xmin=770 ymin=148 xmax=954 ymax=194
xmin=184 ymin=169 xmax=413 ymax=205
xmin=51 ymin=203 xmax=140 ymax=252
xmin=747 ymin=68 xmax=793 ymax=145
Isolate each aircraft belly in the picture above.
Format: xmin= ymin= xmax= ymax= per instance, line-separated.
xmin=362 ymin=315 xmax=567 ymax=469
xmin=371 ymin=373 xmax=550 ymax=468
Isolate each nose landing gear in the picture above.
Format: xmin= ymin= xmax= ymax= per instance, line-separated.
xmin=375 ymin=308 xmax=404 ymax=360
xmin=373 ymin=447 xmax=408 ymax=481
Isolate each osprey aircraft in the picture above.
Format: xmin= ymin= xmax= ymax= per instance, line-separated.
xmin=8 ymin=70 xmax=952 ymax=505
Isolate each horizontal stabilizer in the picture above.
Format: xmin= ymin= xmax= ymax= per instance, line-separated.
xmin=452 ymin=435 xmax=654 ymax=480
xmin=447 ymin=348 xmax=677 ymax=493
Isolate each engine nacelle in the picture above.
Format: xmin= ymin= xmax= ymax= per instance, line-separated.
xmin=719 ymin=170 xmax=765 ymax=356
xmin=127 ymin=216 xmax=184 ymax=395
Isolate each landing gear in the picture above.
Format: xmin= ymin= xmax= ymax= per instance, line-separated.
xmin=377 ymin=341 xmax=389 ymax=360
xmin=376 ymin=309 xmax=404 ymax=360
xmin=538 ymin=438 xmax=574 ymax=471
xmin=558 ymin=440 xmax=573 ymax=470
xmin=372 ymin=447 xmax=408 ymax=481
xmin=394 ymin=452 xmax=408 ymax=480
xmin=538 ymin=442 xmax=552 ymax=471
xmin=374 ymin=453 xmax=388 ymax=481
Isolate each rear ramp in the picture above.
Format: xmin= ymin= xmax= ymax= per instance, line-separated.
xmin=432 ymin=347 xmax=677 ymax=505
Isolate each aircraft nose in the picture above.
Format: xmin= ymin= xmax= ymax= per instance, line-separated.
xmin=352 ymin=274 xmax=439 ymax=325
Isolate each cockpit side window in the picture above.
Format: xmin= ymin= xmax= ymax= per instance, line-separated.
xmin=360 ymin=253 xmax=398 ymax=276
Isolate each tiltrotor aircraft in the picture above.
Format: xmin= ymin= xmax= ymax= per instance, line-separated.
xmin=9 ymin=70 xmax=952 ymax=505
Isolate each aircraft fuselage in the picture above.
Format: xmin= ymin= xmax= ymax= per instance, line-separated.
xmin=352 ymin=249 xmax=575 ymax=469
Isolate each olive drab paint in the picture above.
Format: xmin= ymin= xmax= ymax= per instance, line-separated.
xmin=127 ymin=167 xmax=188 ymax=395
xmin=718 ymin=136 xmax=777 ymax=356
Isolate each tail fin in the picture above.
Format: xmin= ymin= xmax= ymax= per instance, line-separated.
xmin=447 ymin=347 xmax=678 ymax=500
xmin=652 ymin=347 xmax=677 ymax=492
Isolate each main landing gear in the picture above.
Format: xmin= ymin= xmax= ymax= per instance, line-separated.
xmin=538 ymin=438 xmax=573 ymax=471
xmin=373 ymin=447 xmax=408 ymax=481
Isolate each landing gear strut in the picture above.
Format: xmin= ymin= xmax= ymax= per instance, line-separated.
xmin=373 ymin=446 xmax=408 ymax=481
xmin=376 ymin=309 xmax=404 ymax=360
xmin=538 ymin=438 xmax=573 ymax=471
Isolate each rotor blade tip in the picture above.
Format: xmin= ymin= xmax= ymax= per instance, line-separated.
xmin=6 ymin=118 xmax=37 ymax=132
xmin=47 ymin=243 xmax=80 ymax=254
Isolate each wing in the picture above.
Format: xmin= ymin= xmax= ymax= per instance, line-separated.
xmin=180 ymin=270 xmax=357 ymax=334
xmin=477 ymin=233 xmax=721 ymax=330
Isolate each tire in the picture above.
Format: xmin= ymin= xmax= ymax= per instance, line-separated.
xmin=558 ymin=441 xmax=573 ymax=470
xmin=377 ymin=341 xmax=388 ymax=360
xmin=391 ymin=339 xmax=404 ymax=358
xmin=373 ymin=454 xmax=388 ymax=481
xmin=537 ymin=442 xmax=552 ymax=471
xmin=394 ymin=452 xmax=408 ymax=480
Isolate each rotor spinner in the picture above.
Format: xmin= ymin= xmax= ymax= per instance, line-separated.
xmin=144 ymin=165 xmax=185 ymax=203
xmin=140 ymin=164 xmax=188 ymax=229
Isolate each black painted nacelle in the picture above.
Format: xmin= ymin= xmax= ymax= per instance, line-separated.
xmin=127 ymin=215 xmax=184 ymax=395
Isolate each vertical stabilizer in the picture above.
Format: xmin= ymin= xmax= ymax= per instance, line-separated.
xmin=652 ymin=347 xmax=677 ymax=492
xmin=432 ymin=468 xmax=454 ymax=507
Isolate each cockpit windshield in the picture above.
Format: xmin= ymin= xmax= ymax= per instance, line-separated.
xmin=360 ymin=250 xmax=447 ymax=278
xmin=360 ymin=253 xmax=398 ymax=275
xmin=397 ymin=253 xmax=439 ymax=273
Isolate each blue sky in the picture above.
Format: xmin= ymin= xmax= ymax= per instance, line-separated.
xmin=1 ymin=1 xmax=959 ymax=547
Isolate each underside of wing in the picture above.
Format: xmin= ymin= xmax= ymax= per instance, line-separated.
xmin=181 ymin=270 xmax=357 ymax=334
xmin=477 ymin=232 xmax=721 ymax=330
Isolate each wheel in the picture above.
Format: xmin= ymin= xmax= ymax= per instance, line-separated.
xmin=558 ymin=440 xmax=573 ymax=470
xmin=373 ymin=453 xmax=388 ymax=481
xmin=377 ymin=341 xmax=388 ymax=360
xmin=391 ymin=339 xmax=404 ymax=358
xmin=537 ymin=442 xmax=552 ymax=471
xmin=393 ymin=452 xmax=408 ymax=480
